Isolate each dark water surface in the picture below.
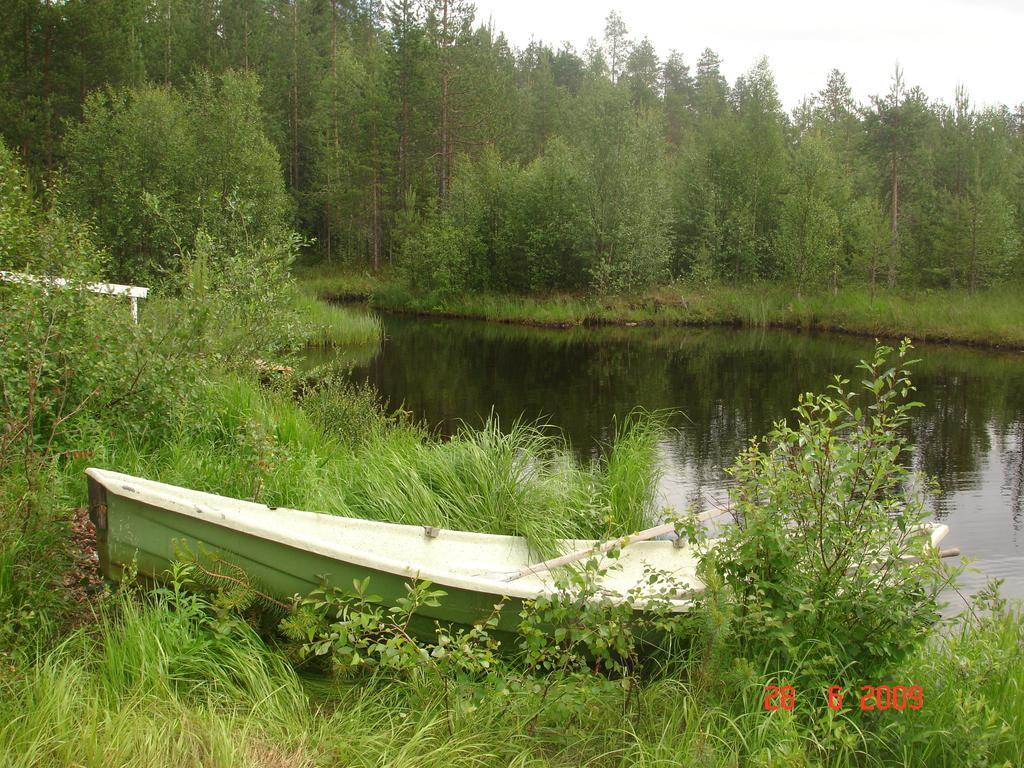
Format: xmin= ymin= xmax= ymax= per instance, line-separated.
xmin=320 ymin=312 xmax=1024 ymax=602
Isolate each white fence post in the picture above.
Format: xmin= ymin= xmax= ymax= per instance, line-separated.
xmin=0 ymin=270 xmax=149 ymax=324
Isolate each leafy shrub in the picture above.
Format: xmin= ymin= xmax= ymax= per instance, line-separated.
xmin=162 ymin=226 xmax=307 ymax=366
xmin=0 ymin=147 xmax=201 ymax=466
xmin=297 ymin=370 xmax=396 ymax=447
xmin=281 ymin=560 xmax=689 ymax=693
xmin=0 ymin=141 xmax=202 ymax=643
xmin=281 ymin=578 xmax=491 ymax=677
xmin=61 ymin=71 xmax=291 ymax=284
xmin=396 ymin=87 xmax=672 ymax=298
xmin=521 ymin=138 xmax=588 ymax=292
xmin=0 ymin=142 xmax=35 ymax=268
xmin=398 ymin=212 xmax=476 ymax=301
xmin=698 ymin=340 xmax=951 ymax=691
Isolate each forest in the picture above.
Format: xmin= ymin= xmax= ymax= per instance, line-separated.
xmin=4 ymin=1 xmax=1023 ymax=298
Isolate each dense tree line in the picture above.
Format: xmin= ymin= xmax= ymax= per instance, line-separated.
xmin=2 ymin=2 xmax=1022 ymax=294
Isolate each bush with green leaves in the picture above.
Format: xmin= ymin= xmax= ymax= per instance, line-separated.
xmin=61 ymin=71 xmax=291 ymax=284
xmin=0 ymin=142 xmax=36 ymax=268
xmin=282 ymin=578 xmax=478 ymax=676
xmin=161 ymin=226 xmax=308 ymax=366
xmin=296 ymin=369 xmax=398 ymax=447
xmin=0 ymin=145 xmax=202 ymax=470
xmin=698 ymin=339 xmax=953 ymax=692
xmin=0 ymin=140 xmax=203 ymax=643
xmin=396 ymin=84 xmax=672 ymax=298
xmin=397 ymin=211 xmax=477 ymax=301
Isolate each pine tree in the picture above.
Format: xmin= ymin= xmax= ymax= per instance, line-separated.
xmin=603 ymin=11 xmax=630 ymax=84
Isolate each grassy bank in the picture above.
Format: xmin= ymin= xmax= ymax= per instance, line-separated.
xmin=300 ymin=267 xmax=1024 ymax=348
xmin=1 ymin=543 xmax=1021 ymax=766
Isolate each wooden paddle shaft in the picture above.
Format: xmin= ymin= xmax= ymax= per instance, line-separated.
xmin=900 ymin=546 xmax=961 ymax=566
xmin=503 ymin=507 xmax=730 ymax=583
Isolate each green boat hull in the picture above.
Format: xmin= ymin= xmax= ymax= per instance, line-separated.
xmin=84 ymin=468 xmax=726 ymax=655
xmin=88 ymin=474 xmax=528 ymax=641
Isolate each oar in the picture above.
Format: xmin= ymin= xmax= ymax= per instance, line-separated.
xmin=905 ymin=546 xmax=961 ymax=563
xmin=493 ymin=507 xmax=730 ymax=584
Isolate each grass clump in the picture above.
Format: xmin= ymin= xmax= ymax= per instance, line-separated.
xmin=293 ymin=292 xmax=383 ymax=348
xmin=294 ymin=263 xmax=379 ymax=300
xmin=339 ymin=418 xmax=602 ymax=551
xmin=600 ymin=410 xmax=670 ymax=533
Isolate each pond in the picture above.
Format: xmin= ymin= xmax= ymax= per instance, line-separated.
xmin=313 ymin=311 xmax=1024 ymax=603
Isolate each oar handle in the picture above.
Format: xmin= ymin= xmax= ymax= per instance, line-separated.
xmin=503 ymin=507 xmax=730 ymax=583
xmin=502 ymin=522 xmax=675 ymax=582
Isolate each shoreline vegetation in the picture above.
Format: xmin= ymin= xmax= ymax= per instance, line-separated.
xmin=3 ymin=0 xmax=1024 ymax=750
xmin=5 ymin=269 xmax=1023 ymax=763
xmin=3 ymin=218 xmax=1022 ymax=764
xmin=301 ymin=268 xmax=1024 ymax=350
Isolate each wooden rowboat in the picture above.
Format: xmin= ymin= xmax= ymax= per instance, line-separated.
xmin=85 ymin=468 xmax=952 ymax=641
xmin=85 ymin=468 xmax=710 ymax=638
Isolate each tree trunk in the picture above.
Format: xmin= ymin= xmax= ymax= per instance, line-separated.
xmin=290 ymin=0 xmax=300 ymax=191
xmin=438 ymin=0 xmax=451 ymax=201
xmin=326 ymin=1 xmax=338 ymax=263
xmin=869 ymin=244 xmax=877 ymax=301
xmin=42 ymin=0 xmax=53 ymax=171
xmin=400 ymin=65 xmax=410 ymax=192
xmin=969 ymin=198 xmax=978 ymax=295
xmin=372 ymin=168 xmax=381 ymax=271
xmin=21 ymin=9 xmax=30 ymax=161
xmin=201 ymin=0 xmax=213 ymax=68
xmin=164 ymin=0 xmax=172 ymax=84
xmin=888 ymin=152 xmax=899 ymax=289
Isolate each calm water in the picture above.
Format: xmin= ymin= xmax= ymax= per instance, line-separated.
xmin=320 ymin=312 xmax=1024 ymax=602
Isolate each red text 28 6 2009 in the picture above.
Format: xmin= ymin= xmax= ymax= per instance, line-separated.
xmin=763 ymin=685 xmax=923 ymax=711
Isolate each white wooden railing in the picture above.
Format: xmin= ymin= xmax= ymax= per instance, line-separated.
xmin=0 ymin=270 xmax=149 ymax=323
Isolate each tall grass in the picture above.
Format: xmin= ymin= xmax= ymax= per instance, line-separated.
xmin=600 ymin=411 xmax=669 ymax=534
xmin=294 ymin=264 xmax=379 ymax=300
xmin=648 ymin=284 xmax=1024 ymax=347
xmin=294 ymin=292 xmax=383 ymax=348
xmin=338 ymin=418 xmax=604 ymax=554
xmin=1 ymin=586 xmax=1019 ymax=766
xmin=869 ymin=606 xmax=1024 ymax=765
xmin=0 ymin=592 xmax=308 ymax=767
xmin=95 ymin=376 xmax=666 ymax=556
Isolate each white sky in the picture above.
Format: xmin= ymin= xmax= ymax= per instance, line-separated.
xmin=471 ymin=0 xmax=1024 ymax=111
